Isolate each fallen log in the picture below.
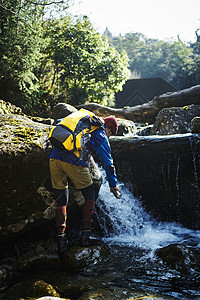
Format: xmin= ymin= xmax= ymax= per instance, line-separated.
xmin=77 ymin=85 xmax=200 ymax=124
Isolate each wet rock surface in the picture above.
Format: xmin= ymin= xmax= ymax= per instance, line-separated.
xmin=3 ymin=239 xmax=196 ymax=300
xmin=116 ymin=118 xmax=137 ymax=136
xmin=155 ymin=243 xmax=200 ymax=274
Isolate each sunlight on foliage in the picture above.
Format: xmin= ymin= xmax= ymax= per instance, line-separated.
xmin=0 ymin=0 xmax=200 ymax=116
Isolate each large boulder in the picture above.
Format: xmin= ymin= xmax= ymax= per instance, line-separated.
xmin=0 ymin=102 xmax=102 ymax=242
xmin=151 ymin=104 xmax=200 ymax=135
xmin=51 ymin=103 xmax=77 ymax=122
xmin=155 ymin=243 xmax=199 ymax=274
xmin=0 ymin=112 xmax=53 ymax=240
xmin=62 ymin=244 xmax=110 ymax=271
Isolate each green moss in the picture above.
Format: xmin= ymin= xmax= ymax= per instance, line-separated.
xmin=1 ymin=115 xmax=47 ymax=156
xmin=5 ymin=279 xmax=60 ymax=300
xmin=9 ymin=119 xmax=23 ymax=126
xmin=0 ymin=99 xmax=22 ymax=115
xmin=32 ymin=280 xmax=59 ymax=297
xmin=14 ymin=126 xmax=37 ymax=138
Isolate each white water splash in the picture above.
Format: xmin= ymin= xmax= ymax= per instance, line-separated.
xmin=96 ymin=170 xmax=200 ymax=251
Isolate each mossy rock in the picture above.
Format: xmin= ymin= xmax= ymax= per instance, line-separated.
xmin=0 ymin=99 xmax=23 ymax=115
xmin=0 ymin=102 xmax=102 ymax=243
xmin=0 ymin=114 xmax=50 ymax=157
xmin=4 ymin=279 xmax=60 ymax=300
xmin=0 ymin=113 xmax=54 ymax=239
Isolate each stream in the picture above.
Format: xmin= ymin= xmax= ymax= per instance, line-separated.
xmin=1 ymin=170 xmax=200 ymax=299
xmin=94 ymin=170 xmax=200 ymax=300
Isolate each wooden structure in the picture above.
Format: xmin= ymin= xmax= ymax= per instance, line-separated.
xmin=115 ymin=78 xmax=178 ymax=108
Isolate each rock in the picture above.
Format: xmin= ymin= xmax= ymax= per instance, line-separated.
xmin=0 ymin=99 xmax=54 ymax=125
xmin=0 ymin=99 xmax=23 ymax=115
xmin=62 ymin=244 xmax=110 ymax=271
xmin=155 ymin=243 xmax=198 ymax=274
xmin=116 ymin=118 xmax=137 ymax=136
xmin=0 ymin=265 xmax=9 ymax=290
xmin=37 ymin=297 xmax=67 ymax=300
xmin=4 ymin=279 xmax=61 ymax=300
xmin=0 ymin=113 xmax=53 ymax=240
xmin=0 ymin=107 xmax=102 ymax=242
xmin=15 ymin=239 xmax=59 ymax=272
xmin=191 ymin=116 xmax=200 ymax=133
xmin=151 ymin=104 xmax=200 ymax=135
xmin=51 ymin=103 xmax=77 ymax=121
xmin=78 ymin=287 xmax=172 ymax=300
xmin=137 ymin=124 xmax=153 ymax=136
xmin=29 ymin=116 xmax=54 ymax=125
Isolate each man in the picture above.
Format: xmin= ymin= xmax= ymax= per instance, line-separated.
xmin=49 ymin=113 xmax=120 ymax=255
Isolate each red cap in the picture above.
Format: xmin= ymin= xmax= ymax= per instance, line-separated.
xmin=104 ymin=115 xmax=118 ymax=135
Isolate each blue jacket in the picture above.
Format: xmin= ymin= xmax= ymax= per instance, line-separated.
xmin=49 ymin=127 xmax=117 ymax=188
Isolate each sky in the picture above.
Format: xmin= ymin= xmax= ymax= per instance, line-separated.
xmin=68 ymin=0 xmax=200 ymax=43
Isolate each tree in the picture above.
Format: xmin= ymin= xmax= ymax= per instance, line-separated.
xmin=110 ymin=32 xmax=198 ymax=90
xmin=0 ymin=1 xmax=129 ymax=114
xmin=0 ymin=0 xmax=70 ymax=115
xmin=46 ymin=16 xmax=130 ymax=106
xmin=103 ymin=26 xmax=112 ymax=40
xmin=187 ymin=29 xmax=200 ymax=88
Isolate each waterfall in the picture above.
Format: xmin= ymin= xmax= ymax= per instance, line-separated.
xmin=189 ymin=135 xmax=200 ymax=196
xmin=96 ymin=169 xmax=200 ymax=251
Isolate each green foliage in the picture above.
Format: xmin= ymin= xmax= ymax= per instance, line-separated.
xmin=0 ymin=0 xmax=72 ymax=116
xmin=45 ymin=16 xmax=130 ymax=106
xmin=110 ymin=32 xmax=200 ymax=89
xmin=0 ymin=1 xmax=129 ymax=114
xmin=0 ymin=0 xmax=48 ymax=115
xmin=0 ymin=0 xmax=199 ymax=116
xmin=188 ymin=30 xmax=200 ymax=86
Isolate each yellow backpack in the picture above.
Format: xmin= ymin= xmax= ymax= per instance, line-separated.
xmin=49 ymin=109 xmax=103 ymax=158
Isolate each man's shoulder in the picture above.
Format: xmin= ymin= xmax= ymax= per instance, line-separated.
xmin=92 ymin=128 xmax=107 ymax=141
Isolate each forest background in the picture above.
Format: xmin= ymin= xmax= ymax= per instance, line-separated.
xmin=0 ymin=0 xmax=200 ymax=117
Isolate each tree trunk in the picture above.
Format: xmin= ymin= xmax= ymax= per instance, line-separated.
xmin=77 ymin=85 xmax=200 ymax=124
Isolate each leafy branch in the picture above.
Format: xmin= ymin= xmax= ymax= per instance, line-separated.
xmin=0 ymin=3 xmax=17 ymax=14
xmin=0 ymin=0 xmax=65 ymax=14
xmin=25 ymin=0 xmax=65 ymax=5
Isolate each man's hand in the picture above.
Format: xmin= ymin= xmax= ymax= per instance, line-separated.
xmin=110 ymin=186 xmax=120 ymax=193
xmin=110 ymin=186 xmax=121 ymax=198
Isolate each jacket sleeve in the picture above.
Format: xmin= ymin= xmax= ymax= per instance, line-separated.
xmin=88 ymin=129 xmax=117 ymax=187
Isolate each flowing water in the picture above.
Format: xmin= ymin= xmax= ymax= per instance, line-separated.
xmin=95 ymin=170 xmax=200 ymax=299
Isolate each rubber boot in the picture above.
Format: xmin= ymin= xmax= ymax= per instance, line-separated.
xmin=80 ymin=229 xmax=100 ymax=246
xmin=81 ymin=229 xmax=92 ymax=246
xmin=83 ymin=200 xmax=95 ymax=230
xmin=55 ymin=206 xmax=69 ymax=255
xmin=81 ymin=202 xmax=96 ymax=246
xmin=56 ymin=233 xmax=69 ymax=255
